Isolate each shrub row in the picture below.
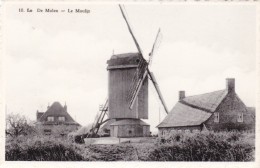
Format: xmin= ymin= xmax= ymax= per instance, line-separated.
xmin=5 ymin=131 xmax=255 ymax=161
xmin=5 ymin=136 xmax=84 ymax=161
xmin=148 ymin=131 xmax=254 ymax=161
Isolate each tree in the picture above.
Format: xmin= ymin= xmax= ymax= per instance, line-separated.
xmin=6 ymin=113 xmax=35 ymax=137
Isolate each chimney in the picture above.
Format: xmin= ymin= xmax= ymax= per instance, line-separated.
xmin=64 ymin=102 xmax=67 ymax=112
xmin=226 ymin=78 xmax=235 ymax=93
xmin=36 ymin=110 xmax=39 ymax=121
xmin=179 ymin=91 xmax=185 ymax=101
xmin=36 ymin=110 xmax=42 ymax=121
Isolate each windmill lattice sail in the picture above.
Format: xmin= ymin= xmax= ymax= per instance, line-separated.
xmin=128 ymin=58 xmax=148 ymax=102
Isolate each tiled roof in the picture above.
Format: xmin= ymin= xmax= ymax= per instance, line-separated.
xmin=38 ymin=102 xmax=80 ymax=125
xmin=158 ymin=90 xmax=229 ymax=128
xmin=157 ymin=102 xmax=212 ymax=128
xmin=181 ymin=90 xmax=228 ymax=112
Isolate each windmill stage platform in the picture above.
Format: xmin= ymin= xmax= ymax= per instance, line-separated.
xmin=84 ymin=137 xmax=155 ymax=145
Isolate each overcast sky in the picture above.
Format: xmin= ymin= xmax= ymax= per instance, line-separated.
xmin=4 ymin=3 xmax=256 ymax=132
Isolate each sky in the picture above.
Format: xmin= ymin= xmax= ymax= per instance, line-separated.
xmin=3 ymin=3 xmax=257 ymax=133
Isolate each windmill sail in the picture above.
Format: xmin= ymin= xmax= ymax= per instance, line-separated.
xmin=119 ymin=5 xmax=144 ymax=57
xmin=128 ymin=28 xmax=168 ymax=113
xmin=149 ymin=28 xmax=162 ymax=64
xmin=119 ymin=4 xmax=148 ymax=109
xmin=119 ymin=5 xmax=168 ymax=114
xmin=148 ymin=70 xmax=168 ymax=114
xmin=128 ymin=58 xmax=147 ymax=101
xmin=128 ymin=67 xmax=148 ymax=109
xmin=128 ymin=29 xmax=162 ymax=110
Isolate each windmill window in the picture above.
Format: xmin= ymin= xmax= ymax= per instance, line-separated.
xmin=237 ymin=113 xmax=243 ymax=122
xmin=47 ymin=116 xmax=54 ymax=122
xmin=214 ymin=113 xmax=219 ymax=123
xmin=58 ymin=116 xmax=65 ymax=122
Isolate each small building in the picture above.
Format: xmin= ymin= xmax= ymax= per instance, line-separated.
xmin=36 ymin=102 xmax=80 ymax=136
xmin=157 ymin=78 xmax=255 ymax=136
xmin=109 ymin=119 xmax=150 ymax=138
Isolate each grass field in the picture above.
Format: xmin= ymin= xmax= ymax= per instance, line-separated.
xmin=5 ymin=131 xmax=255 ymax=161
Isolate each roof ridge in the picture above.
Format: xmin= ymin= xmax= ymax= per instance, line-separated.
xmin=179 ymin=101 xmax=212 ymax=113
xmin=184 ymin=89 xmax=226 ymax=98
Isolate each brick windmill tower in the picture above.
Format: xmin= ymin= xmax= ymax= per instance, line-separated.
xmin=89 ymin=5 xmax=168 ymax=138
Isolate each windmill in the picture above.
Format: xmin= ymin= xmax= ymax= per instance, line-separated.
xmin=89 ymin=5 xmax=168 ymax=138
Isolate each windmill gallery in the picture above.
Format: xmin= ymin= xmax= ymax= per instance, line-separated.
xmin=35 ymin=5 xmax=255 ymax=140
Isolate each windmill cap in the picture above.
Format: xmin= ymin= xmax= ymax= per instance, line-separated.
xmin=107 ymin=52 xmax=141 ymax=68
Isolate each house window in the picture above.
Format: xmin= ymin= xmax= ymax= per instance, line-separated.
xmin=163 ymin=130 xmax=166 ymax=135
xmin=47 ymin=116 xmax=54 ymax=122
xmin=193 ymin=129 xmax=200 ymax=133
xmin=161 ymin=130 xmax=167 ymax=136
xmin=214 ymin=113 xmax=219 ymax=123
xmin=237 ymin=113 xmax=243 ymax=122
xmin=44 ymin=129 xmax=51 ymax=135
xmin=58 ymin=116 xmax=65 ymax=122
xmin=161 ymin=130 xmax=164 ymax=136
xmin=185 ymin=129 xmax=190 ymax=133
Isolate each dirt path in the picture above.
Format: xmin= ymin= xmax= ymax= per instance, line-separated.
xmin=82 ymin=144 xmax=140 ymax=161
xmin=82 ymin=137 xmax=156 ymax=161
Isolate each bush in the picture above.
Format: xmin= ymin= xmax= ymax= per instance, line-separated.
xmin=5 ymin=136 xmax=84 ymax=161
xmin=148 ymin=131 xmax=254 ymax=161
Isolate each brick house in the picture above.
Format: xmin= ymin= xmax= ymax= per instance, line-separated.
xmin=157 ymin=78 xmax=255 ymax=136
xmin=36 ymin=102 xmax=80 ymax=136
